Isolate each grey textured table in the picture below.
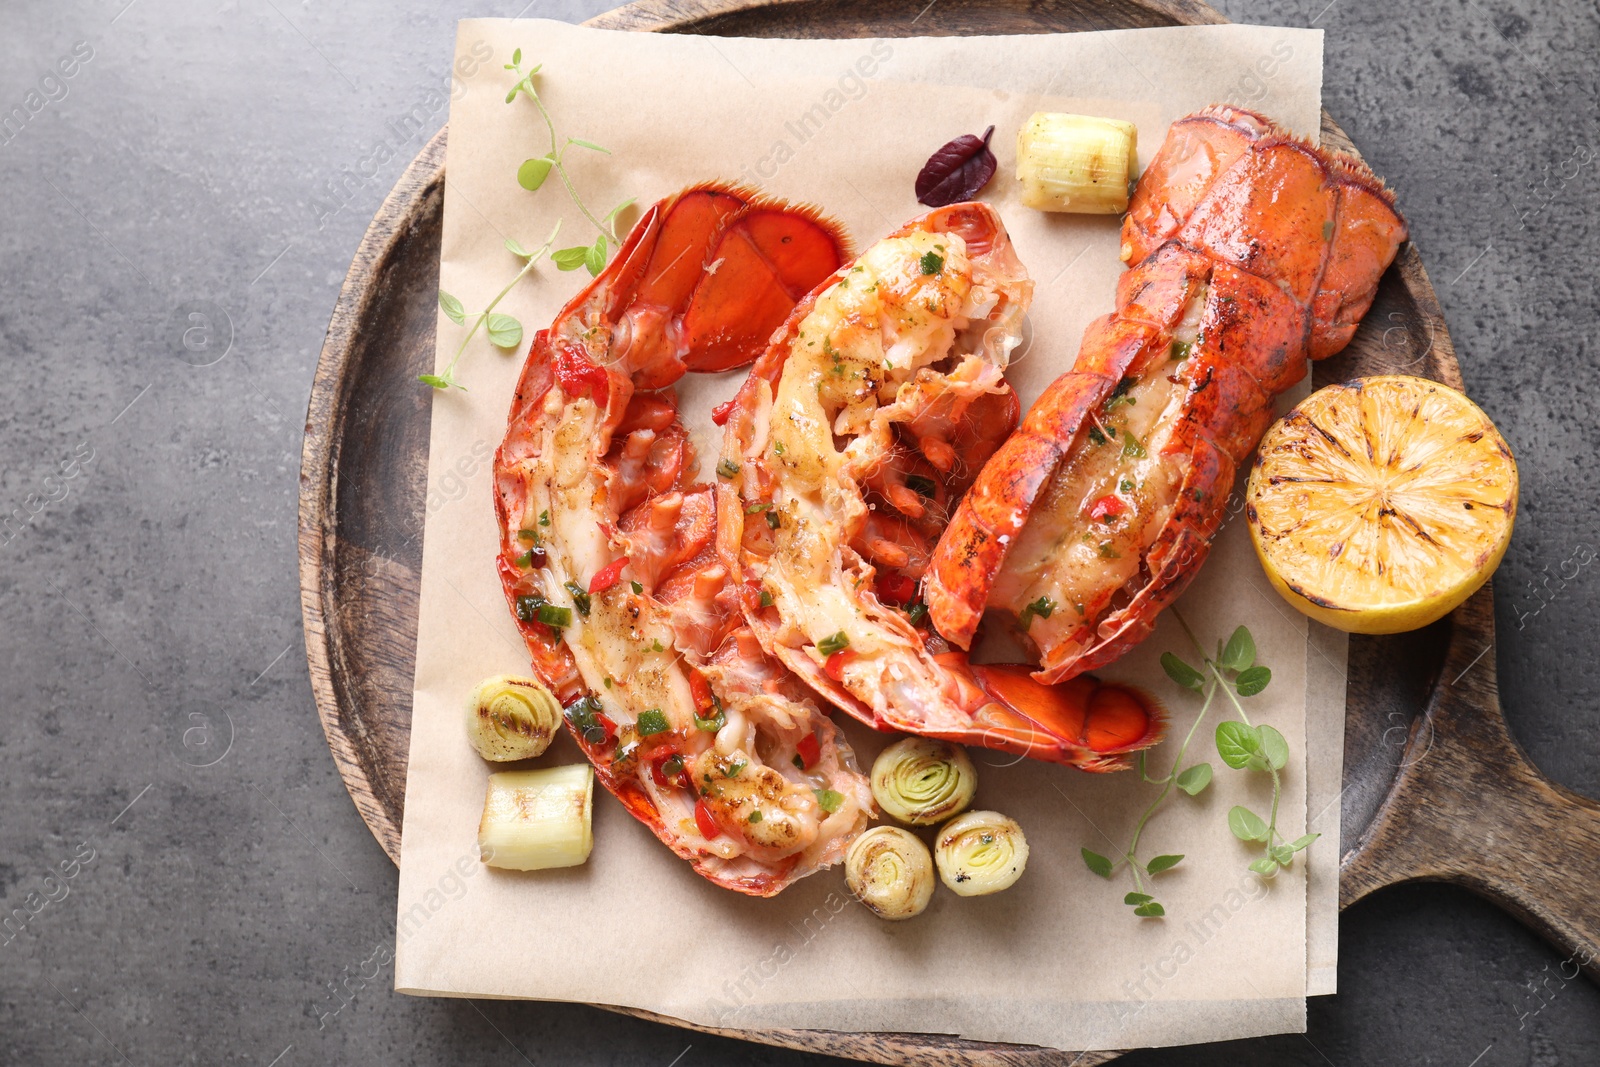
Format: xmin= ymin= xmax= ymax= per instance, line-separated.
xmin=2 ymin=1 xmax=1597 ymax=1064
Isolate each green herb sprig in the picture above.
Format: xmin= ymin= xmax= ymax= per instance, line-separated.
xmin=1165 ymin=613 xmax=1318 ymax=876
xmin=504 ymin=49 xmax=635 ymax=276
xmin=425 ymin=222 xmax=561 ymax=390
xmin=1081 ymin=618 xmax=1314 ymax=915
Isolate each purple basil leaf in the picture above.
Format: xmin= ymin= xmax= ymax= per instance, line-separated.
xmin=915 ymin=125 xmax=998 ymax=207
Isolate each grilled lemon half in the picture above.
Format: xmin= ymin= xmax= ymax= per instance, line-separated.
xmin=1246 ymin=375 xmax=1517 ymax=634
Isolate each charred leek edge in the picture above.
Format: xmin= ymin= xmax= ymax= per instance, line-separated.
xmin=870 ymin=737 xmax=978 ymax=826
xmin=478 ymin=764 xmax=594 ymax=871
xmin=466 ymin=673 xmax=561 ymax=761
xmin=1015 ymin=112 xmax=1137 ymax=215
xmin=845 ymin=826 xmax=936 ymax=921
xmin=934 ymin=810 xmax=1028 ymax=897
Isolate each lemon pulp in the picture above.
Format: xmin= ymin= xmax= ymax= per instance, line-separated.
xmin=1246 ymin=375 xmax=1517 ymax=634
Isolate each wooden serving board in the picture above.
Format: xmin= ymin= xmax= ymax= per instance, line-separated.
xmin=297 ymin=1 xmax=1600 ymax=1062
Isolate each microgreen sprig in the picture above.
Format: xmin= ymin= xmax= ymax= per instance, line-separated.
xmin=423 ymin=221 xmax=562 ymax=391
xmin=1166 ymin=612 xmax=1318 ymax=876
xmin=504 ymin=49 xmax=636 ymax=277
xmin=1080 ymin=669 xmax=1215 ymax=918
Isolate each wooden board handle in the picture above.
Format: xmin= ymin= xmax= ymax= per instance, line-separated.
xmin=1342 ymin=590 xmax=1600 ymax=979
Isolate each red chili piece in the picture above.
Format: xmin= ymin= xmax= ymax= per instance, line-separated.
xmin=650 ymin=751 xmax=690 ymax=791
xmin=796 ymin=731 xmax=822 ymax=769
xmin=588 ymin=556 xmax=630 ymax=593
xmin=875 ymin=573 xmax=917 ymax=605
xmin=555 ymin=347 xmax=610 ymax=404
xmin=1088 ymin=494 xmax=1127 ymax=523
xmin=694 ymin=798 xmax=721 ymax=839
xmin=687 ymin=670 xmax=715 ymax=716
xmin=823 ymin=651 xmax=853 ymax=683
xmin=710 ymin=398 xmax=736 ymax=426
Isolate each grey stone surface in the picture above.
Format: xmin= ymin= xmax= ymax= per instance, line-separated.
xmin=0 ymin=0 xmax=1596 ymax=1064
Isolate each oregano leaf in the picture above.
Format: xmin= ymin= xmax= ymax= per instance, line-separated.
xmin=505 ymin=237 xmax=530 ymax=258
xmin=1248 ymin=856 xmax=1278 ymax=875
xmin=583 ymin=235 xmax=607 ymax=277
xmin=603 ymin=197 xmax=637 ymax=224
xmin=1161 ymin=651 xmax=1205 ymax=692
xmin=1220 ymin=625 xmax=1256 ymax=671
xmin=1235 ymin=665 xmax=1272 ymax=696
xmin=485 ymin=313 xmax=523 ymax=349
xmin=437 ymin=290 xmax=466 ymax=326
xmin=1228 ymin=805 xmax=1269 ymax=842
xmin=1124 ymin=892 xmax=1153 ymax=906
xmin=1215 ymin=721 xmax=1262 ymax=769
xmin=1258 ymin=724 xmax=1290 ymax=771
xmin=1133 ymin=901 xmax=1166 ymax=918
xmin=552 ymin=245 xmax=590 ymax=271
xmin=1175 ymin=763 xmax=1213 ymax=796
xmin=1146 ymin=854 xmax=1184 ymax=874
xmin=1081 ymin=848 xmax=1113 ymax=879
xmin=1271 ymin=845 xmax=1295 ymax=867
xmin=517 ymin=156 xmax=554 ymax=192
xmin=418 ymin=373 xmax=451 ymax=389
xmin=568 ymin=137 xmax=610 ymax=153
xmin=1288 ymin=833 xmax=1319 ymax=852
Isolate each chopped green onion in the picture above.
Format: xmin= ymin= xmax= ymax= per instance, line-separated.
xmin=539 ymin=510 xmax=551 ymax=526
xmin=635 ymin=709 xmax=669 ymax=737
xmin=904 ymin=601 xmax=929 ymax=626
xmin=1122 ymin=437 xmax=1147 ymax=459
xmin=746 ymin=502 xmax=772 ymax=514
xmin=1169 ymin=340 xmax=1192 ymax=362
xmin=631 ymin=580 xmax=643 ymax=594
xmin=1019 ymin=595 xmax=1056 ymax=628
xmin=716 ymin=458 xmax=740 ymax=479
xmin=693 ymin=696 xmax=726 ymax=733
xmin=564 ymin=580 xmax=592 ymax=617
xmin=537 ymin=603 xmax=572 ymax=628
xmin=817 ymin=631 xmax=850 ymax=657
xmin=748 ymin=810 xmax=764 ymax=824
xmin=765 ymin=510 xmax=781 ymax=531
xmin=517 ymin=528 xmax=541 ymax=543
xmin=919 ymin=250 xmax=944 ymax=275
xmin=758 ymin=590 xmax=774 ymax=609
xmin=814 ymin=788 xmax=844 ymax=814
xmin=514 ymin=594 xmax=543 ymax=622
xmin=726 ymin=760 xmax=747 ymax=777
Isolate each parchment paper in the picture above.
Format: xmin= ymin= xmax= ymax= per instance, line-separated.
xmin=395 ymin=19 xmax=1339 ymax=1051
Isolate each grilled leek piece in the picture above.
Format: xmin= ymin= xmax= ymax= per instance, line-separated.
xmin=1016 ymin=112 xmax=1137 ymax=214
xmin=478 ymin=764 xmax=594 ymax=871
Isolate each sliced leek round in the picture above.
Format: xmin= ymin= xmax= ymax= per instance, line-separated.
xmin=478 ymin=764 xmax=594 ymax=871
xmin=845 ymin=826 xmax=936 ymax=921
xmin=870 ymin=737 xmax=977 ymax=826
xmin=933 ymin=810 xmax=1028 ymax=897
xmin=466 ymin=674 xmax=561 ymax=761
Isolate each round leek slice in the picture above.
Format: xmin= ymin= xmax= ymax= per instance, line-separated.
xmin=934 ymin=810 xmax=1028 ymax=897
xmin=466 ymin=674 xmax=561 ymax=761
xmin=845 ymin=826 xmax=936 ymax=921
xmin=870 ymin=737 xmax=977 ymax=826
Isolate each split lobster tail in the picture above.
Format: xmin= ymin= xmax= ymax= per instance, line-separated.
xmin=494 ymin=182 xmax=875 ymax=897
xmin=716 ymin=199 xmax=1166 ymax=771
xmin=927 ymin=105 xmax=1409 ymax=683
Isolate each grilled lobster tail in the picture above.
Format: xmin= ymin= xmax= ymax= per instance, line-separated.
xmin=927 ymin=105 xmax=1409 ymax=682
